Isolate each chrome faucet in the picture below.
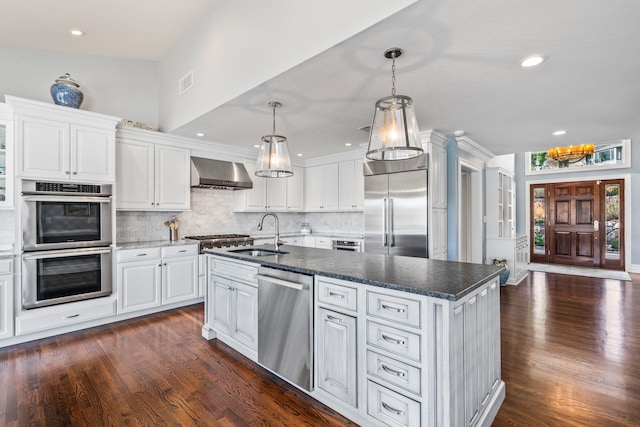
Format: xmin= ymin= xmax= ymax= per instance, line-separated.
xmin=257 ymin=212 xmax=284 ymax=250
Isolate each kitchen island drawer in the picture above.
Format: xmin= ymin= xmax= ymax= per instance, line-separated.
xmin=209 ymin=255 xmax=258 ymax=283
xmin=317 ymin=277 xmax=358 ymax=312
xmin=162 ymin=244 xmax=198 ymax=258
xmin=367 ymin=350 xmax=421 ymax=396
xmin=16 ymin=298 xmax=116 ymax=335
xmin=367 ymin=380 xmax=421 ymax=427
xmin=117 ymin=247 xmax=161 ymax=262
xmin=367 ymin=321 xmax=421 ymax=362
xmin=367 ymin=291 xmax=421 ymax=328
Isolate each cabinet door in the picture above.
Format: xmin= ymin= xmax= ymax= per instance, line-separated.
xmin=155 ymin=145 xmax=190 ymax=210
xmin=117 ymin=260 xmax=162 ymax=313
xmin=233 ymin=160 xmax=266 ymax=211
xmin=286 ymin=166 xmax=304 ymax=211
xmin=162 ymin=256 xmax=198 ymax=305
xmin=0 ymin=274 xmax=13 ymax=339
xmin=72 ymin=125 xmax=115 ymax=182
xmin=17 ymin=116 xmax=70 ymax=180
xmin=232 ymin=281 xmax=258 ymax=350
xmin=266 ymin=178 xmax=287 ymax=210
xmin=317 ymin=308 xmax=357 ymax=407
xmin=116 ymin=139 xmax=155 ymax=209
xmin=339 ymin=160 xmax=364 ymax=211
xmin=304 ymin=166 xmax=324 ymax=210
xmin=323 ymin=164 xmax=340 ymax=210
xmin=211 ymin=275 xmax=234 ymax=335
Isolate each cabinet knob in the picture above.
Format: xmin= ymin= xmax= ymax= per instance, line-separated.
xmin=73 ymin=171 xmax=77 ymax=175
xmin=65 ymin=171 xmax=70 ymax=174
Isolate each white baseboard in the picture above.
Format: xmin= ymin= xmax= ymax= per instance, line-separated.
xmin=629 ymin=264 xmax=640 ymax=274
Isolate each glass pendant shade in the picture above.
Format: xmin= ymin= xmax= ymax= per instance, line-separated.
xmin=255 ymin=101 xmax=293 ymax=178
xmin=255 ymin=134 xmax=293 ymax=178
xmin=366 ymin=94 xmax=422 ymax=161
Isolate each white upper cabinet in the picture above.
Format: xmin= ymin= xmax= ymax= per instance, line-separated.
xmin=338 ymin=159 xmax=364 ymax=211
xmin=234 ymin=161 xmax=302 ymax=212
xmin=486 ymin=167 xmax=515 ymax=238
xmin=116 ymin=128 xmax=190 ymax=211
xmin=7 ymin=96 xmax=120 ymax=183
xmin=305 ymin=163 xmax=339 ymax=211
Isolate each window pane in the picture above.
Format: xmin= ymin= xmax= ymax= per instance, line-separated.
xmin=533 ymin=187 xmax=546 ymax=255
xmin=605 ymin=184 xmax=620 ymax=260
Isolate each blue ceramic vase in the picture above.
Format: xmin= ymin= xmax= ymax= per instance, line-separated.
xmin=50 ymin=73 xmax=84 ymax=108
xmin=493 ymin=259 xmax=510 ymax=285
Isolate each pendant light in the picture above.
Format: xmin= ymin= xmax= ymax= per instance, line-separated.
xmin=366 ymin=48 xmax=423 ymax=161
xmin=255 ymin=101 xmax=293 ymax=178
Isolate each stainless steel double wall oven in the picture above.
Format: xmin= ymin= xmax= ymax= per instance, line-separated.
xmin=21 ymin=181 xmax=113 ymax=309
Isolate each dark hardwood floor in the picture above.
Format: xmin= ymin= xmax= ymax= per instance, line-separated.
xmin=1 ymin=271 xmax=639 ymax=426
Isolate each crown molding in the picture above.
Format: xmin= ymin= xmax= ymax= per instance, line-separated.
xmin=455 ymin=135 xmax=494 ymax=162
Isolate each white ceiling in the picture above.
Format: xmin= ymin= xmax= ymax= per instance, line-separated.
xmin=4 ymin=0 xmax=640 ymax=159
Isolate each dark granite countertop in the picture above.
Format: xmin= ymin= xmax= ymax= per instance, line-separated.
xmin=205 ymin=245 xmax=503 ymax=301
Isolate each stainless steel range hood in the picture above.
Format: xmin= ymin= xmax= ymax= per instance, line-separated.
xmin=190 ymin=157 xmax=253 ymax=190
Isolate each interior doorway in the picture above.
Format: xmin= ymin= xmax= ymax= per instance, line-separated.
xmin=458 ymin=160 xmax=483 ymax=263
xmin=530 ymin=179 xmax=625 ymax=270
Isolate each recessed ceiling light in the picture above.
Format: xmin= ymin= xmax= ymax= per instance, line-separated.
xmin=254 ymin=144 xmax=260 ymax=148
xmin=552 ymin=130 xmax=567 ymax=136
xmin=297 ymin=153 xmax=303 ymax=157
xmin=519 ymin=55 xmax=546 ymax=68
xmin=196 ymin=132 xmax=205 ymax=137
xmin=345 ymin=143 xmax=352 ymax=147
xmin=69 ymin=29 xmax=84 ymax=36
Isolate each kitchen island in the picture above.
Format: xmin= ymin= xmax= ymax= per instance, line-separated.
xmin=203 ymin=245 xmax=505 ymax=427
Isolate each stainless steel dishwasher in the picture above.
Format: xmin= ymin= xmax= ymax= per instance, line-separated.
xmin=256 ymin=265 xmax=314 ymax=391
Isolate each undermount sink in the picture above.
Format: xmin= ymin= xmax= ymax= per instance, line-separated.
xmin=228 ymin=248 xmax=289 ymax=257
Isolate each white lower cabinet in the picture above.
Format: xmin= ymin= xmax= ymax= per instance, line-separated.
xmin=486 ymin=234 xmax=529 ymax=285
xmin=206 ymin=256 xmax=259 ymax=359
xmin=117 ymin=244 xmax=198 ymax=314
xmin=317 ymin=307 xmax=357 ymax=407
xmin=0 ymin=258 xmax=14 ymax=339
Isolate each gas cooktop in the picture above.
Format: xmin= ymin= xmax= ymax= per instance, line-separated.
xmin=184 ymin=234 xmax=254 ymax=253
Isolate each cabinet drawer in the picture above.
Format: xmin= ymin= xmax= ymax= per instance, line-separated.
xmin=0 ymin=258 xmax=12 ymax=274
xmin=315 ymin=237 xmax=332 ymax=249
xmin=16 ymin=299 xmax=116 ymax=335
xmin=367 ymin=380 xmax=421 ymax=427
xmin=209 ymin=256 xmax=258 ymax=283
xmin=117 ymin=247 xmax=161 ymax=262
xmin=367 ymin=291 xmax=421 ymax=328
xmin=317 ymin=278 xmax=358 ymax=312
xmin=367 ymin=321 xmax=421 ymax=362
xmin=367 ymin=351 xmax=421 ymax=396
xmin=162 ymin=244 xmax=198 ymax=258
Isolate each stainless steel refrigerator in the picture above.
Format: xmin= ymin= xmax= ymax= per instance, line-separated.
xmin=364 ymin=154 xmax=428 ymax=258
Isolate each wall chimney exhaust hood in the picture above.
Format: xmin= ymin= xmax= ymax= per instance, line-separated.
xmin=190 ymin=157 xmax=253 ymax=190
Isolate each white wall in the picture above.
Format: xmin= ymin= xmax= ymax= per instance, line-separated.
xmin=0 ymin=47 xmax=159 ymax=126
xmin=157 ymin=0 xmax=416 ymax=132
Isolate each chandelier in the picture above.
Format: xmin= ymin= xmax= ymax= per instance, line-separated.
xmin=255 ymin=101 xmax=293 ymax=178
xmin=547 ymin=143 xmax=594 ymax=164
xmin=366 ymin=48 xmax=423 ymax=161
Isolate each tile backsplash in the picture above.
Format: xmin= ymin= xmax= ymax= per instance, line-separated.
xmin=116 ymin=188 xmax=364 ymax=242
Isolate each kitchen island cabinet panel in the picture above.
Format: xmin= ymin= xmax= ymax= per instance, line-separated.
xmin=316 ymin=307 xmax=358 ymax=407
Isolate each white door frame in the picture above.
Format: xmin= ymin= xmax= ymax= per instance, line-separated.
xmin=458 ymin=158 xmax=484 ymax=263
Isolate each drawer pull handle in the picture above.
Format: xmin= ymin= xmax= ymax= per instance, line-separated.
xmin=381 ymin=401 xmax=405 ymax=416
xmin=381 ymin=304 xmax=406 ymax=313
xmin=63 ymin=314 xmax=80 ymax=319
xmin=381 ymin=363 xmax=406 ymax=377
xmin=136 ymin=253 xmax=148 ymax=256
xmin=179 ymin=250 xmax=187 ymax=253
xmin=381 ymin=334 xmax=405 ymax=345
xmin=327 ymin=315 xmax=343 ymax=323
xmin=329 ymin=291 xmax=346 ymax=299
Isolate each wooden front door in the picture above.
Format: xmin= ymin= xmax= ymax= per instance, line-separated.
xmin=548 ymin=181 xmax=600 ymax=266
